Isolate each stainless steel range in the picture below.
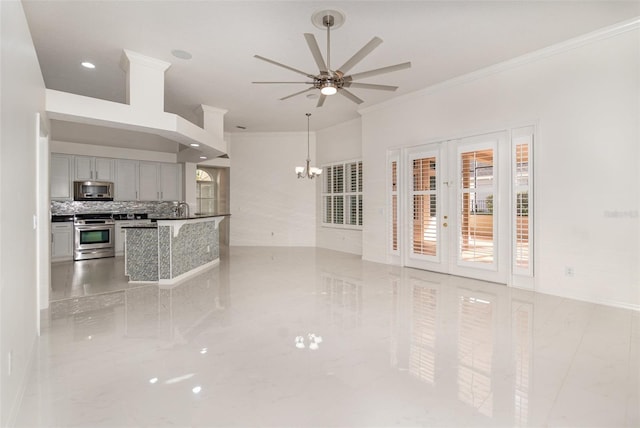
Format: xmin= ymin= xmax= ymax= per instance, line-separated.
xmin=73 ymin=213 xmax=115 ymax=260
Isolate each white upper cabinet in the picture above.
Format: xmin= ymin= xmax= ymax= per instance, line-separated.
xmin=51 ymin=153 xmax=73 ymax=200
xmin=114 ymin=159 xmax=139 ymax=201
xmin=75 ymin=156 xmax=114 ymax=181
xmin=138 ymin=162 xmax=160 ymax=201
xmin=51 ymin=153 xmax=182 ymax=202
xmin=138 ymin=162 xmax=182 ymax=201
xmin=159 ymin=163 xmax=181 ymax=201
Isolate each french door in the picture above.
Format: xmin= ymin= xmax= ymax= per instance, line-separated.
xmin=402 ymin=132 xmax=509 ymax=283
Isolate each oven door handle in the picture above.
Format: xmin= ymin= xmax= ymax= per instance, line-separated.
xmin=75 ymin=225 xmax=115 ymax=230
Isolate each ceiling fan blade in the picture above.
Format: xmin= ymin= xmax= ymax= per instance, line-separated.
xmin=316 ymin=94 xmax=326 ymax=108
xmin=343 ymin=82 xmax=398 ymax=91
xmin=346 ymin=61 xmax=412 ymax=81
xmin=279 ymin=87 xmax=316 ymax=101
xmin=254 ymin=55 xmax=316 ymax=79
xmin=252 ymin=81 xmax=314 ymax=84
xmin=338 ymin=88 xmax=364 ymax=105
xmin=336 ymin=37 xmax=383 ymax=76
xmin=304 ymin=33 xmax=328 ymax=74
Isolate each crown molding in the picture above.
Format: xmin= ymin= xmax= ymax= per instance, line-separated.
xmin=360 ymin=16 xmax=640 ymax=116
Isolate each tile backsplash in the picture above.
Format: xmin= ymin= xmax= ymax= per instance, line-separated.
xmin=51 ymin=200 xmax=179 ymax=216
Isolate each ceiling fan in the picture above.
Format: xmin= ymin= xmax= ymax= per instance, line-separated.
xmin=253 ymin=10 xmax=411 ymax=107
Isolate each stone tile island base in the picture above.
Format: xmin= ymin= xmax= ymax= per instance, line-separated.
xmin=124 ymin=216 xmax=224 ymax=285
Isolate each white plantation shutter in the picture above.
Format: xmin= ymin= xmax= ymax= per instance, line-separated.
xmin=513 ymin=130 xmax=533 ymax=276
xmin=333 ymin=195 xmax=344 ymax=224
xmin=346 ymin=162 xmax=362 ymax=226
xmin=411 ymin=156 xmax=438 ymax=257
xmin=458 ymin=147 xmax=496 ymax=266
xmin=322 ymin=160 xmax=363 ymax=228
xmin=390 ymin=156 xmax=399 ymax=253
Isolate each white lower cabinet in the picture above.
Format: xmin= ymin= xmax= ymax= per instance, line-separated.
xmin=51 ymin=222 xmax=73 ymax=262
xmin=115 ymin=220 xmax=151 ymax=255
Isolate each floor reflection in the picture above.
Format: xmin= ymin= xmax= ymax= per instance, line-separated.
xmin=389 ymin=270 xmax=534 ymax=426
xmin=20 ymin=248 xmax=637 ymax=427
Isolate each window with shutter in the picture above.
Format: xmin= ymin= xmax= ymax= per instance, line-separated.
xmin=322 ymin=160 xmax=363 ymax=229
xmin=390 ymin=158 xmax=399 ymax=253
xmin=513 ymin=132 xmax=533 ymax=276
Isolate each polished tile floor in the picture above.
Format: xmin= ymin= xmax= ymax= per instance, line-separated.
xmin=16 ymin=247 xmax=640 ymax=427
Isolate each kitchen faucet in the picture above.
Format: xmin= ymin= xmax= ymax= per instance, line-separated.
xmin=176 ymin=202 xmax=190 ymax=218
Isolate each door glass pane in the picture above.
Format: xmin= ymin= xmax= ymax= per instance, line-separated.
xmin=411 ymin=157 xmax=437 ymax=256
xmin=460 ymin=149 xmax=494 ymax=264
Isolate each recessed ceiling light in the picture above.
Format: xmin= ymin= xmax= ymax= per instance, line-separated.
xmin=81 ymin=61 xmax=95 ymax=69
xmin=171 ymin=49 xmax=192 ymax=60
xmin=190 ymin=143 xmax=200 ymax=147
xmin=199 ymin=156 xmax=207 ymax=159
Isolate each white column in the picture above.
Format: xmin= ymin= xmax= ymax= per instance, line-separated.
xmin=183 ymin=162 xmax=197 ymax=211
xmin=120 ymin=49 xmax=171 ymax=112
xmin=197 ymin=105 xmax=228 ymax=141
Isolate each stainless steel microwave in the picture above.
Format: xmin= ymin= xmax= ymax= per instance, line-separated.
xmin=73 ymin=181 xmax=114 ymax=201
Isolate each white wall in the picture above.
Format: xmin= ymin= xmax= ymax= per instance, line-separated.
xmin=316 ymin=118 xmax=363 ymax=255
xmin=0 ymin=0 xmax=46 ymax=424
xmin=360 ymin=21 xmax=639 ymax=309
xmin=229 ymin=132 xmax=316 ymax=246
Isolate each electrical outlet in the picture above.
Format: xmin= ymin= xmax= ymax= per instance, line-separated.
xmin=565 ymin=267 xmax=575 ymax=277
xmin=206 ymin=245 xmax=210 ymax=253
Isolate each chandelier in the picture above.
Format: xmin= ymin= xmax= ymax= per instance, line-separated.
xmin=295 ymin=113 xmax=322 ymax=179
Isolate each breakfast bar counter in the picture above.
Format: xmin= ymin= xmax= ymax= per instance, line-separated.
xmin=124 ymin=215 xmax=227 ymax=284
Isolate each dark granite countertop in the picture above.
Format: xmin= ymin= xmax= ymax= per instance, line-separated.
xmin=121 ymin=224 xmax=158 ymax=229
xmin=148 ymin=213 xmax=231 ymax=221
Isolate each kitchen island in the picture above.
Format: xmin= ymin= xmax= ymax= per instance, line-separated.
xmin=124 ymin=214 xmax=227 ymax=285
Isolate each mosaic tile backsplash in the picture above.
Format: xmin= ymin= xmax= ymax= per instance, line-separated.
xmin=51 ymin=200 xmax=179 ymax=217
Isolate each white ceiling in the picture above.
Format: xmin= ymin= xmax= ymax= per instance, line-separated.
xmin=22 ymin=1 xmax=639 ymax=149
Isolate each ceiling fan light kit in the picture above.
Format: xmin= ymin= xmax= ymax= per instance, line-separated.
xmin=253 ymin=9 xmax=411 ymax=107
xmin=320 ymin=81 xmax=337 ymax=95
